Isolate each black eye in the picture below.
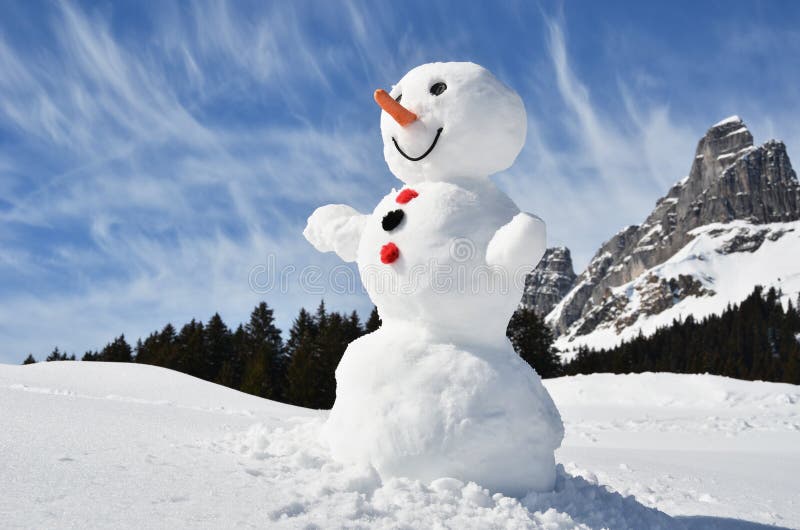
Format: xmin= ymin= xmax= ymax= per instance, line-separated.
xmin=394 ymin=93 xmax=402 ymax=103
xmin=382 ymin=209 xmax=404 ymax=232
xmin=429 ymin=82 xmax=447 ymax=96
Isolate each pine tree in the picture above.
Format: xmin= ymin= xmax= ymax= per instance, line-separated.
xmin=22 ymin=354 xmax=36 ymax=365
xmin=157 ymin=324 xmax=179 ymax=367
xmin=218 ymin=324 xmax=247 ymax=389
xmin=46 ymin=347 xmax=60 ymax=361
xmin=240 ymin=352 xmax=269 ymax=397
xmin=506 ymin=308 xmax=562 ymax=378
xmin=365 ymin=307 xmax=381 ymax=333
xmin=285 ymin=308 xmax=319 ymax=407
xmin=239 ymin=302 xmax=283 ymax=399
xmin=205 ymin=313 xmax=232 ymax=382
xmin=176 ymin=320 xmax=205 ymax=376
xmin=46 ymin=347 xmax=73 ymax=361
xmin=133 ymin=339 xmax=144 ymax=362
xmin=316 ymin=311 xmax=349 ymax=407
xmin=346 ymin=311 xmax=362 ymax=342
xmin=100 ymin=335 xmax=133 ymax=362
xmin=82 ymin=350 xmax=99 ymax=361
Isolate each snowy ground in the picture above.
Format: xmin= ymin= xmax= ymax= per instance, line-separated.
xmin=1 ymin=363 xmax=798 ymax=529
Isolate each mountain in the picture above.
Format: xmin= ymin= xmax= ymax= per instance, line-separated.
xmin=521 ymin=247 xmax=577 ymax=317
xmin=529 ymin=116 xmax=800 ymax=355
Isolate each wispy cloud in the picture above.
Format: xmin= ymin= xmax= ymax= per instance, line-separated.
xmin=1 ymin=1 xmax=799 ymax=362
xmin=496 ymin=15 xmax=696 ymax=270
xmin=0 ymin=1 xmax=389 ymax=361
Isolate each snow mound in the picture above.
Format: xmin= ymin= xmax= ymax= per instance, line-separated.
xmin=2 ymin=361 xmax=311 ymax=418
xmin=226 ymin=418 xmax=674 ymax=529
xmin=547 ymin=372 xmax=800 ymax=410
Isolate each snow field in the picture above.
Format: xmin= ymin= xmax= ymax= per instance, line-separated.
xmin=2 ymin=362 xmax=798 ymax=529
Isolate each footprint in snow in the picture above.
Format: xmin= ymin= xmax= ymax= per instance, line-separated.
xmin=269 ymin=501 xmax=306 ymax=520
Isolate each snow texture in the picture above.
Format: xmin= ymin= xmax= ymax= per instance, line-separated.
xmin=304 ymin=62 xmax=561 ymax=495
xmin=3 ymin=362 xmax=799 ymax=529
xmin=712 ymin=115 xmax=742 ymax=128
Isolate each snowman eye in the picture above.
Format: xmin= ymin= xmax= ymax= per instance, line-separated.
xmin=382 ymin=209 xmax=404 ymax=232
xmin=429 ymin=82 xmax=447 ymax=96
xmin=394 ymin=93 xmax=402 ymax=103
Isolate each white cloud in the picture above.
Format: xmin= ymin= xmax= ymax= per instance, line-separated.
xmin=0 ymin=2 xmax=387 ymax=362
xmin=496 ymin=16 xmax=696 ymax=270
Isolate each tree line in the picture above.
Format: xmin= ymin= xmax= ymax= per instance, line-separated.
xmin=29 ymin=302 xmax=382 ymax=409
xmin=22 ymin=301 xmax=560 ymax=408
xmin=23 ymin=285 xmax=800 ymax=407
xmin=562 ymin=286 xmax=800 ymax=384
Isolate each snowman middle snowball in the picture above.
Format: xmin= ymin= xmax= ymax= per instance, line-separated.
xmin=303 ymin=62 xmax=563 ymax=496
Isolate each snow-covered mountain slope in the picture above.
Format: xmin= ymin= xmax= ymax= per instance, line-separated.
xmin=2 ymin=362 xmax=798 ymax=529
xmin=541 ymin=117 xmax=800 ymax=352
xmin=553 ymin=219 xmax=800 ymax=356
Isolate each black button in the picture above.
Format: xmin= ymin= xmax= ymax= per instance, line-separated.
xmin=382 ymin=209 xmax=404 ymax=232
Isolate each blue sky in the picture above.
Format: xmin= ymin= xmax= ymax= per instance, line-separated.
xmin=2 ymin=1 xmax=799 ymax=363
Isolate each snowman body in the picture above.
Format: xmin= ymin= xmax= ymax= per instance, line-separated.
xmin=357 ymin=179 xmax=516 ymax=340
xmin=304 ymin=62 xmax=564 ymax=495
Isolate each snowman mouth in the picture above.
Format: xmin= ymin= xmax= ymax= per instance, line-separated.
xmin=392 ymin=128 xmax=443 ymax=162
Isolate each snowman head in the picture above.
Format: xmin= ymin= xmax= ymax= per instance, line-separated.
xmin=376 ymin=62 xmax=527 ymax=184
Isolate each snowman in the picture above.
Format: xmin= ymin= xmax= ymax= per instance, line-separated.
xmin=303 ymin=62 xmax=563 ymax=495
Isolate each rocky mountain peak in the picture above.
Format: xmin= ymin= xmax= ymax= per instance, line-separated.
xmin=689 ymin=116 xmax=754 ymax=191
xmin=521 ymin=247 xmax=577 ymax=318
xmin=541 ymin=116 xmax=800 ymax=340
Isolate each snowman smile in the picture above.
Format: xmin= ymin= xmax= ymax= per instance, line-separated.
xmin=392 ymin=128 xmax=443 ymax=162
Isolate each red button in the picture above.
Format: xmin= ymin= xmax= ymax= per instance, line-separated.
xmin=396 ymin=189 xmax=418 ymax=204
xmin=380 ymin=242 xmax=400 ymax=264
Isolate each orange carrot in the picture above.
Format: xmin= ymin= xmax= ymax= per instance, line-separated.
xmin=374 ymin=89 xmax=417 ymax=127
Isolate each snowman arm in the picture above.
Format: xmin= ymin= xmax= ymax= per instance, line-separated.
xmin=486 ymin=213 xmax=546 ymax=272
xmin=303 ymin=204 xmax=367 ymax=263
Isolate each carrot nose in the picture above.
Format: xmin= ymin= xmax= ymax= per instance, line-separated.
xmin=374 ymin=89 xmax=417 ymax=127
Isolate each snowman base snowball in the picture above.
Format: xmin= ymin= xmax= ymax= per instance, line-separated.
xmin=322 ymin=320 xmax=562 ymax=496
